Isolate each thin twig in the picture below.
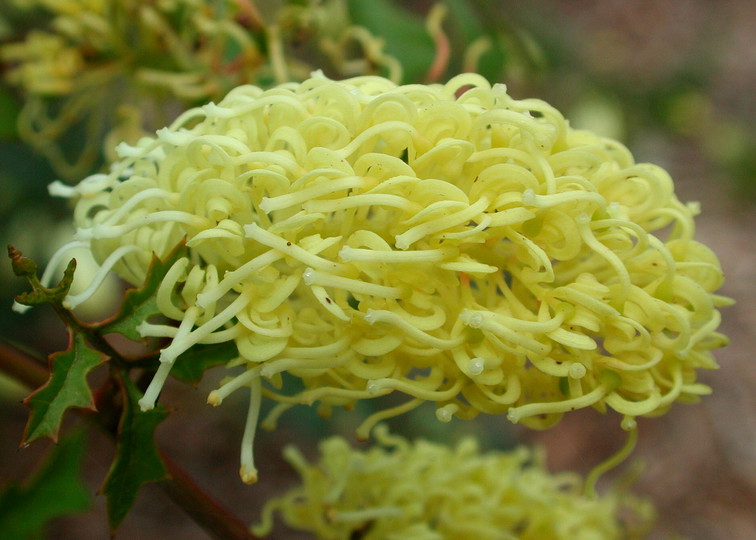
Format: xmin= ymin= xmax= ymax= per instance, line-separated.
xmin=160 ymin=455 xmax=258 ymax=540
xmin=425 ymin=5 xmax=451 ymax=83
xmin=0 ymin=339 xmax=48 ymax=389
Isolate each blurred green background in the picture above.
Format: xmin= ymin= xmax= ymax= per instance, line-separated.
xmin=1 ymin=1 xmax=754 ymax=538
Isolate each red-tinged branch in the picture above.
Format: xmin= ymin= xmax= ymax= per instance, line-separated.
xmin=0 ymin=340 xmax=260 ymax=540
xmin=0 ymin=340 xmax=48 ymax=389
xmin=160 ymin=455 xmax=258 ymax=540
xmin=425 ymin=5 xmax=451 ymax=83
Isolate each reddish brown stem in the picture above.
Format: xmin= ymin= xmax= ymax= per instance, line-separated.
xmin=425 ymin=11 xmax=451 ymax=83
xmin=160 ymin=455 xmax=257 ymax=540
xmin=0 ymin=340 xmax=48 ymax=388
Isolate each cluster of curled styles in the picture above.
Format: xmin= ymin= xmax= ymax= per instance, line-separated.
xmin=253 ymin=425 xmax=655 ymax=539
xmin=45 ymin=71 xmax=730 ymax=482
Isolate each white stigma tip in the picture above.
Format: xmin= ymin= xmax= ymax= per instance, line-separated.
xmin=338 ymin=246 xmax=354 ymax=262
xmin=435 ymin=404 xmax=458 ymax=423
xmin=364 ymin=309 xmax=377 ymax=325
xmin=394 ymin=238 xmax=410 ymax=250
xmin=114 ymin=141 xmax=130 ymax=155
xmin=258 ymin=198 xmax=273 ymax=213
xmin=568 ymin=362 xmax=587 ymax=379
xmin=159 ymin=350 xmax=176 ymax=364
xmin=522 ymin=189 xmax=536 ymax=205
xmin=576 ymin=213 xmax=591 ymax=224
xmin=468 ymin=358 xmax=485 ymax=376
xmin=467 ymin=313 xmax=484 ymax=329
xmin=195 ymin=292 xmax=209 ymax=309
xmin=302 ymin=268 xmax=315 ymax=285
xmin=436 ymin=410 xmax=452 ymax=423
xmin=137 ymin=398 xmax=154 ymax=412
xmin=48 ymin=180 xmax=78 ymax=198
xmin=202 ymin=102 xmax=220 ymax=113
xmin=12 ymin=301 xmax=31 ymax=314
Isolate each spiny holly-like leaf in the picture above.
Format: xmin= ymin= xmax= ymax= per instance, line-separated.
xmin=0 ymin=429 xmax=90 ymax=539
xmin=22 ymin=333 xmax=105 ymax=445
xmin=102 ymin=373 xmax=169 ymax=531
xmin=171 ymin=341 xmax=239 ymax=385
xmin=348 ymin=0 xmax=435 ymax=83
xmin=100 ymin=242 xmax=188 ymax=341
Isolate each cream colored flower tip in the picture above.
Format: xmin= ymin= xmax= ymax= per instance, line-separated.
xmin=46 ymin=72 xmax=729 ymax=479
xmin=252 ymin=426 xmax=655 ymax=540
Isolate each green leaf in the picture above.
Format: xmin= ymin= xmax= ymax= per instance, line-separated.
xmin=100 ymin=242 xmax=188 ymax=341
xmin=444 ymin=0 xmax=484 ymax=45
xmin=171 ymin=341 xmax=239 ymax=384
xmin=444 ymin=0 xmax=507 ymax=82
xmin=102 ymin=373 xmax=168 ymax=531
xmin=348 ymin=0 xmax=435 ymax=83
xmin=22 ymin=333 xmax=105 ymax=445
xmin=0 ymin=429 xmax=90 ymax=539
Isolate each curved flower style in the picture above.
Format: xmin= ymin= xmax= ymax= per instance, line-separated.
xmin=253 ymin=426 xmax=655 ymax=539
xmin=44 ymin=72 xmax=729 ymax=482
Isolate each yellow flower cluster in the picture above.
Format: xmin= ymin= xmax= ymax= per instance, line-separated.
xmin=1 ymin=0 xmax=399 ymax=178
xmin=253 ymin=426 xmax=655 ymax=540
xmin=45 ymin=72 xmax=730 ymax=482
xmin=1 ymin=31 xmax=84 ymax=95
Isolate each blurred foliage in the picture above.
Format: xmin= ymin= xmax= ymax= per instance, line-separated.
xmin=347 ymin=0 xmax=434 ymax=82
xmin=505 ymin=1 xmax=755 ymax=199
xmin=0 ymin=429 xmax=90 ymax=539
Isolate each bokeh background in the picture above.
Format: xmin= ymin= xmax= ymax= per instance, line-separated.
xmin=0 ymin=1 xmax=753 ymax=538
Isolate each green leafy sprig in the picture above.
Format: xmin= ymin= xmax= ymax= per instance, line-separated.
xmin=5 ymin=244 xmax=254 ymax=538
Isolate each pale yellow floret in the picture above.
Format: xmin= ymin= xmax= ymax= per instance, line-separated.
xmin=47 ymin=72 xmax=729 ymax=482
xmin=239 ymin=378 xmax=262 ymax=484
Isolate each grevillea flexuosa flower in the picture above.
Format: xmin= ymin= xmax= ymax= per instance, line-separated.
xmin=41 ymin=72 xmax=729 ymax=482
xmin=252 ymin=426 xmax=655 ymax=539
